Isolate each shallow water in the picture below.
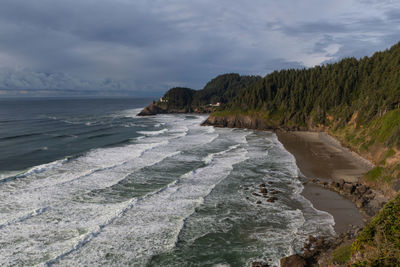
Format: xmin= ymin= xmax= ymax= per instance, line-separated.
xmin=0 ymin=98 xmax=335 ymax=266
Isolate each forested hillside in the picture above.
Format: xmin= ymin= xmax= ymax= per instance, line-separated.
xmin=209 ymin=42 xmax=400 ymax=188
xmin=206 ymin=41 xmax=400 ymax=265
xmin=191 ymin=73 xmax=262 ymax=107
xmin=138 ymin=73 xmax=261 ymax=115
xmin=221 ymin=42 xmax=399 ymax=131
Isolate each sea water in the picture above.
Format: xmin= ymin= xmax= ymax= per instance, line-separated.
xmin=0 ymin=98 xmax=335 ymax=266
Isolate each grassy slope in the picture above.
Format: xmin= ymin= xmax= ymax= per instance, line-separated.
xmin=351 ymin=194 xmax=400 ymax=266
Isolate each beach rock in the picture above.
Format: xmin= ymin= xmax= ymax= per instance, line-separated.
xmin=338 ymin=179 xmax=346 ymax=188
xmin=356 ymin=198 xmax=366 ymax=208
xmin=259 ymin=183 xmax=266 ymax=187
xmin=268 ymin=181 xmax=273 ymax=185
xmin=356 ymin=184 xmax=368 ymax=195
xmin=256 ymin=200 xmax=262 ymax=204
xmin=269 ymin=190 xmax=279 ymax=195
xmin=267 ymin=197 xmax=278 ymax=203
xmin=343 ymin=183 xmax=355 ymax=194
xmin=280 ymin=255 xmax=306 ymax=267
xmin=252 ymin=193 xmax=262 ymax=197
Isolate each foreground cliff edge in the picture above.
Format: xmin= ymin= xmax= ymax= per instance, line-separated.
xmin=139 ymin=41 xmax=400 ymax=266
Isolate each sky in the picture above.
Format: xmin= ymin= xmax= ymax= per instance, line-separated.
xmin=0 ymin=0 xmax=399 ymax=97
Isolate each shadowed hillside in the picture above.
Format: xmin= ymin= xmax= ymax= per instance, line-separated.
xmin=138 ymin=73 xmax=261 ymax=115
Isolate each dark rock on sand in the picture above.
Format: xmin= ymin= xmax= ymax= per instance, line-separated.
xmin=310 ymin=178 xmax=388 ymax=219
xmin=267 ymin=197 xmax=278 ymax=203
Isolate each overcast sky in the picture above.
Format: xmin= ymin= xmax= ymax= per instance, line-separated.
xmin=0 ymin=0 xmax=399 ymax=97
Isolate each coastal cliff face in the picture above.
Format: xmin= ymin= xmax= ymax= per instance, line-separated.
xmin=202 ymin=114 xmax=275 ymax=130
xmin=202 ymin=114 xmax=311 ymax=131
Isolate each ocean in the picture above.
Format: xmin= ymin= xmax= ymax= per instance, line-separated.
xmin=0 ymin=98 xmax=335 ymax=266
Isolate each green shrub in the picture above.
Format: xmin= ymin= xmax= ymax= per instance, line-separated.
xmin=331 ymin=244 xmax=352 ymax=264
xmin=351 ymin=194 xmax=400 ymax=265
xmin=365 ymin=167 xmax=383 ymax=181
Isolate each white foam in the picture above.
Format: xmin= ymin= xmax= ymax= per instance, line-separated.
xmin=203 ymin=144 xmax=241 ymax=165
xmin=21 ymin=158 xmax=69 ymax=177
xmin=0 ymin=114 xmax=232 ymax=266
xmin=52 ymin=146 xmax=249 ymax=266
xmin=137 ymin=128 xmax=168 ymax=136
xmin=117 ymin=108 xmax=143 ymax=118
xmin=0 ymin=170 xmax=23 ymax=182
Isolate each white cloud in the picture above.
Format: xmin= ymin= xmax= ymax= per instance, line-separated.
xmin=0 ymin=0 xmax=398 ymax=96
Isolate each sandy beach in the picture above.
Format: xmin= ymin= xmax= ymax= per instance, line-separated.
xmin=276 ymin=131 xmax=373 ymax=233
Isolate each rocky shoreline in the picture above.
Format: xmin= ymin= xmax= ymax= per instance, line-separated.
xmin=251 ymin=177 xmax=389 ymax=267
xmin=278 ymin=178 xmax=389 ymax=267
xmin=308 ymin=178 xmax=388 ymax=219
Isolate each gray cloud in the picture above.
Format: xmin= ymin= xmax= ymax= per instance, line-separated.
xmin=0 ymin=0 xmax=399 ymax=96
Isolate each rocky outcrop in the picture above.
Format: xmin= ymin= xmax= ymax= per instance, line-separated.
xmin=310 ymin=178 xmax=388 ymax=217
xmin=280 ymin=254 xmax=307 ymax=267
xmin=281 ymin=229 xmax=362 ymax=267
xmin=137 ymin=102 xmax=168 ymax=116
xmin=202 ymin=115 xmax=274 ymax=130
xmin=202 ymin=114 xmax=307 ymax=131
xmin=279 ymin=179 xmax=389 ymax=266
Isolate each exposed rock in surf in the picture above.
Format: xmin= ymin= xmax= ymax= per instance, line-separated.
xmin=260 ymin=188 xmax=268 ymax=194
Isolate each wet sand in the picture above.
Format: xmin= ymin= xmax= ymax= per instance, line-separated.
xmin=276 ymin=131 xmax=373 ymax=233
